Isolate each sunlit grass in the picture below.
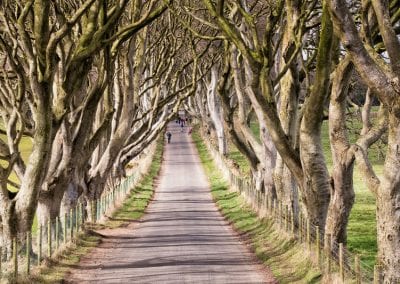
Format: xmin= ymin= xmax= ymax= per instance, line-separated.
xmin=226 ymin=121 xmax=260 ymax=176
xmin=106 ymin=140 xmax=163 ymax=229
xmin=0 ymin=131 xmax=32 ymax=192
xmin=26 ymin=138 xmax=164 ymax=283
xmin=321 ymin=120 xmax=378 ymax=268
xmin=227 ymin=119 xmax=379 ymax=269
xmin=193 ymin=128 xmax=322 ymax=283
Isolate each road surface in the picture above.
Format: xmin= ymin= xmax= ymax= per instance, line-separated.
xmin=66 ymin=123 xmax=274 ymax=283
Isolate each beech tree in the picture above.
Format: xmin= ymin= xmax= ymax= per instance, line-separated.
xmin=327 ymin=0 xmax=400 ymax=280
xmin=1 ymin=0 xmax=399 ymax=280
xmin=191 ymin=0 xmax=391 ymax=249
xmin=0 ymin=0 xmax=170 ymax=252
xmin=198 ymin=0 xmax=334 ymax=229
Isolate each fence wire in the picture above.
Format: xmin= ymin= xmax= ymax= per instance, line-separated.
xmin=0 ymin=173 xmax=138 ymax=281
xmin=204 ymin=140 xmax=378 ymax=283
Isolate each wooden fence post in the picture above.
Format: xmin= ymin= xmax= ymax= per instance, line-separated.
xmin=299 ymin=214 xmax=303 ymax=242
xmin=325 ymin=233 xmax=331 ymax=273
xmin=63 ymin=213 xmax=67 ymax=243
xmin=96 ymin=199 xmax=100 ymax=220
xmin=316 ymin=226 xmax=320 ymax=266
xmin=55 ymin=216 xmax=59 ymax=251
xmin=0 ymin=246 xmax=2 ymax=277
xmin=38 ymin=225 xmax=42 ymax=265
xmin=290 ymin=210 xmax=294 ymax=236
xmin=355 ymin=255 xmax=361 ymax=284
xmin=13 ymin=238 xmax=17 ymax=280
xmin=105 ymin=194 xmax=107 ymax=212
xmin=339 ymin=243 xmax=344 ymax=281
xmin=47 ymin=219 xmax=52 ymax=257
xmin=77 ymin=203 xmax=81 ymax=231
xmin=99 ymin=196 xmax=102 ymax=216
xmin=374 ymin=265 xmax=381 ymax=284
xmin=69 ymin=208 xmax=73 ymax=240
xmin=285 ymin=205 xmax=289 ymax=231
xmin=90 ymin=200 xmax=94 ymax=222
xmin=75 ymin=205 xmax=79 ymax=233
xmin=307 ymin=219 xmax=311 ymax=250
xmin=81 ymin=203 xmax=85 ymax=229
xmin=106 ymin=194 xmax=108 ymax=212
xmin=26 ymin=232 xmax=31 ymax=275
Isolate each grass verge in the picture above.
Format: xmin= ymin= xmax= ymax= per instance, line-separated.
xmin=192 ymin=129 xmax=322 ymax=283
xmin=25 ymin=138 xmax=164 ymax=284
xmin=227 ymin=121 xmax=377 ymax=268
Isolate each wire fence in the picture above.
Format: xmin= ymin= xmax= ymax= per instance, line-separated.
xmin=0 ymin=139 xmax=159 ymax=282
xmin=204 ymin=137 xmax=379 ymax=284
xmin=0 ymin=172 xmax=141 ymax=282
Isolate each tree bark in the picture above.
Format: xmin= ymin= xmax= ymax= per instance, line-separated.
xmin=327 ymin=0 xmax=400 ymax=279
xmin=376 ymin=113 xmax=400 ymax=282
xmin=207 ymin=67 xmax=227 ymax=156
xmin=274 ymin=0 xmax=301 ymax=213
xmin=325 ymin=58 xmax=355 ymax=245
xmin=298 ymin=2 xmax=333 ymax=228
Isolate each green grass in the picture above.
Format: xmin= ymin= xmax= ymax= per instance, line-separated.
xmin=106 ymin=140 xmax=163 ymax=229
xmin=23 ymin=233 xmax=102 ymax=284
xmin=227 ymin=120 xmax=379 ymax=269
xmin=226 ymin=121 xmax=260 ymax=176
xmin=321 ymin=121 xmax=378 ymax=268
xmin=0 ymin=132 xmax=32 ymax=192
xmin=0 ymin=129 xmax=37 ymax=232
xmin=193 ymin=128 xmax=322 ymax=283
xmin=25 ymin=138 xmax=164 ymax=283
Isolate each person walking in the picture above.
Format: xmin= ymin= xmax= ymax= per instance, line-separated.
xmin=166 ymin=131 xmax=172 ymax=143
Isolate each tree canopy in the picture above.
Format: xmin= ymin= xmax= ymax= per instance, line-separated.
xmin=0 ymin=0 xmax=399 ymax=282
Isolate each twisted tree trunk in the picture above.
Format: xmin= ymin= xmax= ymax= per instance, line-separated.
xmin=207 ymin=67 xmax=227 ymax=156
xmin=376 ymin=113 xmax=400 ymax=281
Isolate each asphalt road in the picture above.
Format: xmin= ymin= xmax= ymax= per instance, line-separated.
xmin=66 ymin=123 xmax=273 ymax=283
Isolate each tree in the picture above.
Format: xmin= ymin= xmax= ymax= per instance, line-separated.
xmin=0 ymin=0 xmax=171 ymax=252
xmin=327 ymin=0 xmax=400 ymax=280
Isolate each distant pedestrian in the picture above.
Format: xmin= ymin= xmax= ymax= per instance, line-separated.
xmin=181 ymin=124 xmax=184 ymax=132
xmin=188 ymin=127 xmax=192 ymax=135
xmin=166 ymin=131 xmax=172 ymax=143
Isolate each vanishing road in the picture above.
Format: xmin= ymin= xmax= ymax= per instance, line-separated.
xmin=66 ymin=123 xmax=273 ymax=283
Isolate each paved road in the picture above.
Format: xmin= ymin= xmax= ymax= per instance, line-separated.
xmin=66 ymin=123 xmax=272 ymax=283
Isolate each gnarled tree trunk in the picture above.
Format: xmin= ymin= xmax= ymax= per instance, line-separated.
xmin=298 ymin=2 xmax=333 ymax=228
xmin=274 ymin=0 xmax=301 ymax=214
xmin=207 ymin=67 xmax=227 ymax=156
xmin=376 ymin=113 xmax=400 ymax=282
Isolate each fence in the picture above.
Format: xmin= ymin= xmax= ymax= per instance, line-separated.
xmin=0 ymin=174 xmax=136 ymax=282
xmin=0 ymin=141 xmax=158 ymax=282
xmin=203 ymin=134 xmax=378 ymax=283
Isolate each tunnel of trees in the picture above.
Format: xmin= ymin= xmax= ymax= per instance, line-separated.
xmin=0 ymin=0 xmax=399 ymax=282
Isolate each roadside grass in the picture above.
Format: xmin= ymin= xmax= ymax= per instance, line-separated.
xmin=193 ymin=129 xmax=322 ymax=283
xmin=22 ymin=233 xmax=102 ymax=284
xmin=227 ymin=120 xmax=378 ymax=268
xmin=105 ymin=140 xmax=163 ymax=229
xmin=26 ymin=138 xmax=164 ymax=283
